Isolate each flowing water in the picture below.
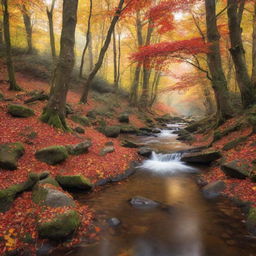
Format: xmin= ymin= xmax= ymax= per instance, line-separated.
xmin=49 ymin=125 xmax=256 ymax=256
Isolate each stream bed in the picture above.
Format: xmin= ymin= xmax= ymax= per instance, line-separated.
xmin=50 ymin=125 xmax=256 ymax=256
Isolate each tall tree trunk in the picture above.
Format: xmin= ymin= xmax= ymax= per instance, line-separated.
xmin=2 ymin=0 xmax=21 ymax=91
xmin=46 ymin=0 xmax=56 ymax=60
xmin=252 ymin=0 xmax=256 ymax=88
xmin=205 ymin=0 xmax=233 ymax=122
xmin=88 ymin=31 xmax=94 ymax=71
xmin=0 ymin=21 xmax=3 ymax=46
xmin=22 ymin=4 xmax=33 ymax=54
xmin=80 ymin=0 xmax=125 ymax=103
xmin=79 ymin=0 xmax=93 ymax=78
xmin=129 ymin=11 xmax=143 ymax=106
xmin=117 ymin=30 xmax=121 ymax=88
xmin=139 ymin=20 xmax=154 ymax=109
xmin=113 ymin=27 xmax=118 ymax=88
xmin=149 ymin=71 xmax=161 ymax=107
xmin=41 ymin=0 xmax=78 ymax=130
xmin=227 ymin=0 xmax=255 ymax=108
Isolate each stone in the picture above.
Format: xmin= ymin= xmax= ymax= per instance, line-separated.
xmin=0 ymin=142 xmax=25 ymax=170
xmin=38 ymin=210 xmax=80 ymax=240
xmin=108 ymin=217 xmax=121 ymax=227
xmin=99 ymin=145 xmax=115 ymax=156
xmin=39 ymin=171 xmax=50 ymax=180
xmin=56 ymin=174 xmax=93 ymax=190
xmin=70 ymin=115 xmax=90 ymax=126
xmin=221 ymin=160 xmax=250 ymax=179
xmin=155 ymin=114 xmax=172 ymax=123
xmin=74 ymin=127 xmax=85 ymax=134
xmin=24 ymin=92 xmax=48 ymax=104
xmin=202 ymin=180 xmax=226 ymax=199
xmin=223 ymin=136 xmax=248 ymax=151
xmin=66 ymin=140 xmax=92 ymax=155
xmin=130 ymin=196 xmax=159 ymax=209
xmin=118 ymin=113 xmax=129 ymax=123
xmin=121 ymin=140 xmax=142 ymax=148
xmin=86 ymin=109 xmax=98 ymax=119
xmin=246 ymin=207 xmax=256 ymax=235
xmin=176 ymin=129 xmax=193 ymax=142
xmin=35 ymin=146 xmax=68 ymax=165
xmin=120 ymin=125 xmax=138 ymax=134
xmin=32 ymin=183 xmax=75 ymax=208
xmin=181 ymin=150 xmax=222 ymax=164
xmin=7 ymin=104 xmax=34 ymax=118
xmin=0 ymin=172 xmax=39 ymax=212
xmin=39 ymin=176 xmax=59 ymax=187
xmin=138 ymin=147 xmax=152 ymax=157
xmin=103 ymin=126 xmax=120 ymax=138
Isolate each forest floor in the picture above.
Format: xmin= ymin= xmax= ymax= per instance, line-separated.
xmin=0 ymin=64 xmax=169 ymax=255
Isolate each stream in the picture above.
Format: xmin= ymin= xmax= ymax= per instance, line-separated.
xmin=49 ymin=124 xmax=256 ymax=256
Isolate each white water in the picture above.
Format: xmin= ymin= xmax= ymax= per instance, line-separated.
xmin=157 ymin=129 xmax=176 ymax=138
xmin=140 ymin=151 xmax=197 ymax=174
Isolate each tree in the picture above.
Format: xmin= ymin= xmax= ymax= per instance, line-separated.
xmin=46 ymin=0 xmax=56 ymax=60
xmin=205 ymin=0 xmax=233 ymax=122
xmin=252 ymin=0 xmax=256 ymax=87
xmin=1 ymin=0 xmax=21 ymax=91
xmin=80 ymin=0 xmax=125 ymax=103
xmin=79 ymin=0 xmax=93 ymax=78
xmin=21 ymin=4 xmax=33 ymax=54
xmin=41 ymin=0 xmax=78 ymax=130
xmin=227 ymin=0 xmax=255 ymax=108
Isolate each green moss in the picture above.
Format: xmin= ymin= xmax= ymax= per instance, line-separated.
xmin=70 ymin=115 xmax=90 ymax=126
xmin=35 ymin=145 xmax=68 ymax=165
xmin=223 ymin=136 xmax=248 ymax=151
xmin=7 ymin=104 xmax=34 ymax=117
xmin=39 ymin=176 xmax=59 ymax=187
xmin=32 ymin=185 xmax=48 ymax=205
xmin=103 ymin=126 xmax=120 ymax=138
xmin=56 ymin=175 xmax=92 ymax=190
xmin=247 ymin=207 xmax=256 ymax=235
xmin=38 ymin=210 xmax=80 ymax=240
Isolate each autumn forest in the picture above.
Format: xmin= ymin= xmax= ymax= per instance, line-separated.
xmin=1 ymin=0 xmax=256 ymax=255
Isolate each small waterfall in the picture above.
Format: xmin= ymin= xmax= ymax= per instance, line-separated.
xmin=139 ymin=151 xmax=196 ymax=174
xmin=157 ymin=129 xmax=176 ymax=138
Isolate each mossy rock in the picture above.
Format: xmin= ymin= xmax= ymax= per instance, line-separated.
xmin=56 ymin=175 xmax=93 ymax=190
xmin=73 ymin=127 xmax=85 ymax=134
xmin=38 ymin=210 xmax=80 ymax=240
xmin=118 ymin=113 xmax=129 ymax=123
xmin=247 ymin=207 xmax=256 ymax=235
xmin=223 ymin=136 xmax=248 ymax=151
xmin=35 ymin=146 xmax=68 ymax=165
xmin=86 ymin=109 xmax=98 ymax=119
xmin=0 ymin=142 xmax=25 ymax=170
xmin=32 ymin=183 xmax=75 ymax=208
xmin=7 ymin=104 xmax=35 ymax=118
xmin=103 ymin=126 xmax=120 ymax=138
xmin=120 ymin=125 xmax=138 ymax=134
xmin=70 ymin=115 xmax=90 ymax=126
xmin=155 ymin=114 xmax=172 ymax=123
xmin=0 ymin=172 xmax=39 ymax=212
xmin=221 ymin=160 xmax=251 ymax=179
xmin=66 ymin=140 xmax=92 ymax=156
xmin=39 ymin=176 xmax=59 ymax=187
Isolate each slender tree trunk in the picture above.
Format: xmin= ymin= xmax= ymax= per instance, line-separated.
xmin=227 ymin=0 xmax=255 ymax=108
xmin=46 ymin=0 xmax=56 ymax=60
xmin=41 ymin=0 xmax=78 ymax=130
xmin=113 ymin=27 xmax=118 ymax=88
xmin=252 ymin=0 xmax=256 ymax=87
xmin=205 ymin=0 xmax=233 ymax=122
xmin=0 ymin=21 xmax=3 ymax=46
xmin=2 ymin=0 xmax=21 ymax=91
xmin=79 ymin=0 xmax=93 ymax=78
xmin=88 ymin=31 xmax=93 ymax=71
xmin=117 ymin=30 xmax=121 ymax=88
xmin=129 ymin=11 xmax=143 ymax=106
xmin=22 ymin=5 xmax=33 ymax=54
xmin=149 ymin=71 xmax=161 ymax=107
xmin=80 ymin=0 xmax=125 ymax=103
xmin=139 ymin=20 xmax=154 ymax=109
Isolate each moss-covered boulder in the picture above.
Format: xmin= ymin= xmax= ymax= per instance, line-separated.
xmin=103 ymin=126 xmax=120 ymax=138
xmin=155 ymin=114 xmax=172 ymax=123
xmin=202 ymin=180 xmax=226 ymax=199
xmin=118 ymin=113 xmax=129 ymax=123
xmin=32 ymin=183 xmax=75 ymax=208
xmin=39 ymin=176 xmax=60 ymax=187
xmin=176 ymin=129 xmax=194 ymax=142
xmin=120 ymin=125 xmax=138 ymax=134
xmin=246 ymin=207 xmax=256 ymax=235
xmin=70 ymin=115 xmax=90 ymax=126
xmin=56 ymin=175 xmax=93 ymax=190
xmin=121 ymin=140 xmax=143 ymax=148
xmin=0 ymin=172 xmax=39 ymax=212
xmin=7 ymin=104 xmax=34 ymax=118
xmin=38 ymin=210 xmax=80 ymax=240
xmin=87 ymin=109 xmax=98 ymax=119
xmin=181 ymin=150 xmax=222 ymax=164
xmin=35 ymin=146 xmax=68 ymax=165
xmin=99 ymin=145 xmax=115 ymax=156
xmin=0 ymin=142 xmax=25 ymax=170
xmin=222 ymin=136 xmax=248 ymax=151
xmin=221 ymin=160 xmax=251 ymax=179
xmin=73 ymin=127 xmax=85 ymax=134
xmin=66 ymin=140 xmax=92 ymax=155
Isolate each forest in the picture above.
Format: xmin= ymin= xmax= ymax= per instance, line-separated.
xmin=1 ymin=0 xmax=256 ymax=255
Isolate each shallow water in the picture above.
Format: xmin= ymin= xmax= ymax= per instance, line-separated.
xmin=50 ymin=125 xmax=256 ymax=256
